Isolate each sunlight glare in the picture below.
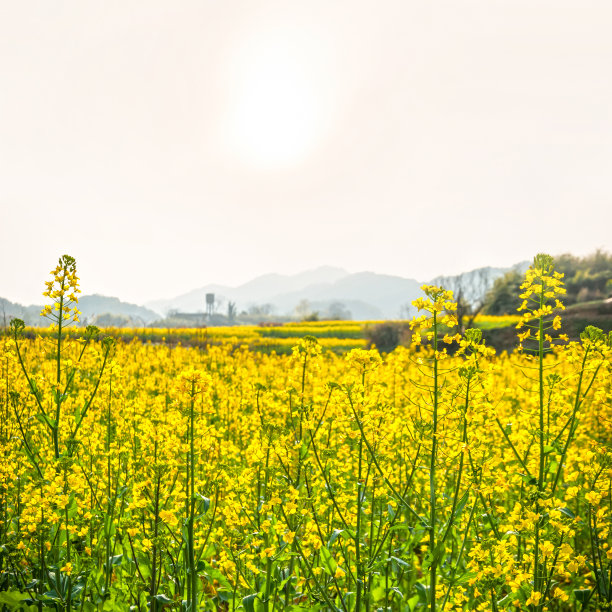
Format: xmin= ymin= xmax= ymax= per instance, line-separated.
xmin=226 ymin=32 xmax=330 ymax=169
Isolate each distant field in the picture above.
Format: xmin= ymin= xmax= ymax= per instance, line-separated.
xmin=17 ymin=316 xmax=521 ymax=354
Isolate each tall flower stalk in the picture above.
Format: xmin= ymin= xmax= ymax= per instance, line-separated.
xmin=409 ymin=286 xmax=461 ymax=612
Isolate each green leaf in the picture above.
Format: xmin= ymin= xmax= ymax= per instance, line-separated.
xmin=521 ymin=474 xmax=537 ymax=486
xmin=559 ymin=507 xmax=575 ymax=519
xmin=109 ymin=553 xmax=123 ymax=566
xmin=453 ymin=570 xmax=478 ymax=586
xmin=0 ymin=591 xmax=29 ymax=606
xmin=327 ymin=528 xmax=344 ymax=547
xmin=153 ymin=593 xmax=173 ymax=604
xmin=319 ymin=546 xmax=337 ymax=576
xmin=299 ymin=441 xmax=309 ymax=460
xmin=195 ymin=493 xmax=210 ymax=514
xmin=371 ymin=585 xmax=385 ymax=600
xmin=451 ymin=491 xmax=469 ymax=521
xmin=415 ymin=582 xmax=430 ymax=604
xmin=389 ymin=586 xmax=403 ymax=599
xmin=242 ymin=593 xmax=258 ymax=612
xmin=389 ymin=555 xmax=411 ymax=569
xmin=67 ymin=493 xmax=78 ymax=519
xmin=573 ymin=588 xmax=592 ymax=603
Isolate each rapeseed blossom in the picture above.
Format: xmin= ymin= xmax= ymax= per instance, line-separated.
xmin=1 ymin=254 xmax=610 ymax=611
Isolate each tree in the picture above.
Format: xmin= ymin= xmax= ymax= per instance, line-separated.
xmin=436 ymin=268 xmax=497 ymax=331
xmin=482 ymin=250 xmax=612 ymax=315
xmin=295 ymin=299 xmax=316 ymax=321
xmin=555 ymin=250 xmax=612 ymax=304
xmin=326 ymin=302 xmax=352 ymax=320
xmin=227 ymin=301 xmax=237 ymax=323
xmin=482 ymin=270 xmax=523 ymax=315
xmin=248 ymin=303 xmax=274 ymax=316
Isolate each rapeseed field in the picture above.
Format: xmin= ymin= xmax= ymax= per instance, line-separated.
xmin=1 ymin=254 xmax=610 ymax=611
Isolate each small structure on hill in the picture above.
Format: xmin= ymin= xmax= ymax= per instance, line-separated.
xmin=206 ymin=293 xmax=215 ymax=318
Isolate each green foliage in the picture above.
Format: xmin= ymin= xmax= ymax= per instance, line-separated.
xmin=364 ymin=322 xmax=411 ymax=353
xmin=483 ymin=250 xmax=612 ymax=315
xmin=555 ymin=249 xmax=612 ymax=303
xmin=482 ymin=270 xmax=523 ymax=315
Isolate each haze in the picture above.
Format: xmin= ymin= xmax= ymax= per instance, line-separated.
xmin=1 ymin=1 xmax=610 ymax=306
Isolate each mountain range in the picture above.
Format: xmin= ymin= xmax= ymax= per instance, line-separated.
xmin=1 ymin=262 xmax=528 ymax=325
xmin=144 ymin=262 xmax=529 ymax=320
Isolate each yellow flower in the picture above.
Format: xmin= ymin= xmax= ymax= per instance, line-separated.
xmin=525 ymin=591 xmax=542 ymax=606
xmin=283 ymin=531 xmax=296 ymax=544
xmin=585 ymin=490 xmax=601 ymax=506
xmin=567 ymin=559 xmax=579 ymax=573
xmin=259 ymin=547 xmax=275 ymax=559
xmin=540 ymin=541 xmax=554 ymax=557
xmin=60 ymin=562 xmax=73 ymax=575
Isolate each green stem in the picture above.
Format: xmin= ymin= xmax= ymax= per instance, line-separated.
xmin=188 ymin=385 xmax=197 ymax=611
xmin=54 ymin=276 xmax=65 ymax=459
xmin=429 ymin=309 xmax=438 ymax=612
xmin=534 ymin=283 xmax=545 ymax=600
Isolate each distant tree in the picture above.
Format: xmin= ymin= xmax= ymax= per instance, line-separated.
xmin=482 ymin=250 xmax=612 ymax=315
xmin=436 ymin=268 xmax=496 ymax=331
xmin=227 ymin=301 xmax=237 ymax=323
xmin=91 ymin=313 xmax=134 ymax=328
xmin=555 ymin=249 xmax=612 ymax=304
xmin=482 ymin=270 xmax=523 ymax=316
xmin=399 ymin=303 xmax=413 ymax=320
xmin=365 ymin=322 xmax=411 ymax=353
xmin=294 ymin=299 xmax=314 ymax=320
xmin=326 ymin=302 xmax=352 ymax=320
xmin=214 ymin=297 xmax=225 ymax=315
xmin=249 ymin=303 xmax=274 ymax=316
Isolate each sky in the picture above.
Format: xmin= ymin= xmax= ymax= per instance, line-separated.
xmin=1 ymin=1 xmax=611 ymax=306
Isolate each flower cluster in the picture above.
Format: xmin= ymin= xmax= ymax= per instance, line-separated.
xmin=40 ymin=254 xmax=81 ymax=327
xmin=516 ymin=253 xmax=568 ymax=351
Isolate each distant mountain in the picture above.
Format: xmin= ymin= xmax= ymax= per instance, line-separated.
xmin=1 ymin=261 xmax=535 ymax=327
xmin=259 ymin=272 xmax=423 ymax=319
xmin=145 ymin=267 xmax=423 ymax=320
xmin=78 ymin=295 xmax=159 ymax=325
xmin=145 ymin=266 xmax=351 ymax=316
xmin=0 ymin=297 xmax=43 ymax=326
xmin=145 ymin=262 xmax=535 ymax=321
xmin=0 ymin=295 xmax=159 ymax=327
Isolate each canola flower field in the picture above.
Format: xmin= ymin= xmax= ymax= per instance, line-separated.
xmin=0 ymin=255 xmax=610 ymax=612
xmin=23 ymin=317 xmax=520 ymax=355
xmin=26 ymin=323 xmax=369 ymax=356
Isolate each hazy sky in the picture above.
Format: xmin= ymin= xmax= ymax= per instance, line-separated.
xmin=1 ymin=1 xmax=611 ymax=305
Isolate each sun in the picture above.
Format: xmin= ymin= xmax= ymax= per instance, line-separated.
xmin=225 ymin=30 xmax=330 ymax=169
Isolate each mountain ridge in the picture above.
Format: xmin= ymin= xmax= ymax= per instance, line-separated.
xmin=2 ymin=262 xmax=527 ymax=324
